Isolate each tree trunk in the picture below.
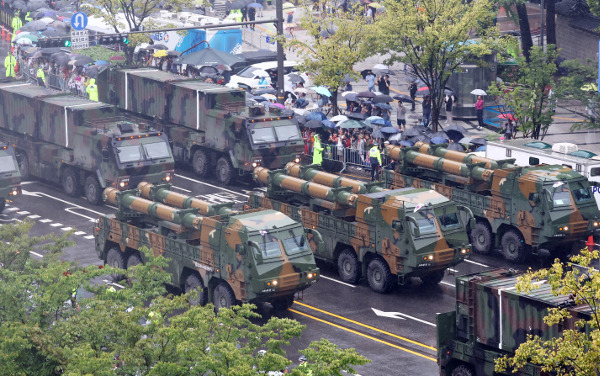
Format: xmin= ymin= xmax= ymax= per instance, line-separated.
xmin=546 ymin=0 xmax=556 ymax=46
xmin=516 ymin=3 xmax=533 ymax=62
xmin=331 ymin=90 xmax=339 ymax=115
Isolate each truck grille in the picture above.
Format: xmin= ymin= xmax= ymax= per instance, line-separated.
xmin=571 ymin=221 xmax=588 ymax=235
xmin=435 ymin=249 xmax=455 ymax=265
xmin=279 ymin=273 xmax=301 ymax=290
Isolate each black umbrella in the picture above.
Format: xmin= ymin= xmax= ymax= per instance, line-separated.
xmin=167 ymin=50 xmax=181 ymax=57
xmin=12 ymin=0 xmax=27 ymax=11
xmin=443 ymin=123 xmax=468 ymax=134
xmin=393 ymin=94 xmax=414 ymax=103
xmin=287 ymin=73 xmax=304 ymax=83
xmin=357 ymin=91 xmax=376 ymax=98
xmin=50 ymin=52 xmax=70 ymax=65
xmin=403 ymin=127 xmax=423 ymax=137
xmin=27 ymin=1 xmax=46 ymax=11
xmin=374 ymin=103 xmax=392 ymax=110
xmin=360 ymin=69 xmax=375 ymax=79
xmin=371 ymin=130 xmax=384 ymax=139
xmin=40 ymin=47 xmax=64 ymax=55
xmin=344 ymin=93 xmax=358 ymax=102
xmin=446 ymin=143 xmax=465 ymax=151
xmin=71 ymin=55 xmax=93 ymax=66
xmin=198 ymin=65 xmax=219 ymax=76
xmin=85 ymin=65 xmax=99 ymax=78
xmin=305 ymin=119 xmax=324 ymax=129
xmin=446 ymin=130 xmax=465 ymax=143
xmin=410 ymin=135 xmax=431 ymax=144
xmin=470 ymin=138 xmax=487 ymax=146
xmin=176 ymin=47 xmax=246 ymax=67
xmin=20 ymin=20 xmax=47 ymax=31
xmin=373 ymin=94 xmax=394 ymax=103
xmin=430 ymin=131 xmax=448 ymax=139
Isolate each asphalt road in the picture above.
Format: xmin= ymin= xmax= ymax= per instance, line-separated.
xmin=2 ymin=166 xmax=549 ymax=376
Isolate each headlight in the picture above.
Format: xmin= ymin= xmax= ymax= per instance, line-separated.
xmin=461 ymin=248 xmax=467 ymax=254
xmin=9 ymin=187 xmax=20 ymax=196
xmin=163 ymin=171 xmax=173 ymax=182
xmin=294 ymin=157 xmax=301 ymax=163
xmin=252 ymin=162 xmax=258 ymax=168
xmin=118 ymin=178 xmax=130 ymax=189
xmin=307 ymin=272 xmax=314 ymax=279
xmin=423 ymin=255 xmax=434 ymax=261
xmin=564 ymin=226 xmax=569 ymax=231
xmin=594 ymin=222 xmax=599 ymax=227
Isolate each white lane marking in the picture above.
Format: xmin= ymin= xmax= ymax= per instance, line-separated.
xmin=448 ymin=268 xmax=458 ymax=273
xmin=74 ymin=231 xmax=86 ymax=236
xmin=5 ymin=207 xmax=18 ymax=212
xmin=21 ymin=190 xmax=104 ymax=216
xmin=39 ymin=219 xmax=52 ymax=223
xmin=31 ymin=251 xmax=43 ymax=258
xmin=172 ymin=185 xmax=192 ymax=193
xmin=65 ymin=207 xmax=97 ymax=222
xmin=61 ymin=227 xmax=73 ymax=231
xmin=320 ymin=275 xmax=356 ymax=288
xmin=50 ymin=223 xmax=63 ymax=227
xmin=464 ymin=259 xmax=489 ymax=268
xmin=84 ymin=235 xmax=95 ymax=240
xmin=16 ymin=211 xmax=30 ymax=215
xmin=175 ymin=174 xmax=247 ymax=197
xmin=27 ymin=214 xmax=41 ymax=219
xmin=440 ymin=281 xmax=455 ymax=288
xmin=372 ymin=308 xmax=436 ymax=327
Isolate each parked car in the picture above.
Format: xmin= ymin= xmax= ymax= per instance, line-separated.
xmin=226 ymin=61 xmax=310 ymax=92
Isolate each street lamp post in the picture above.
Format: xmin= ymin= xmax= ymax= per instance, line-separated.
xmin=275 ymin=0 xmax=285 ymax=104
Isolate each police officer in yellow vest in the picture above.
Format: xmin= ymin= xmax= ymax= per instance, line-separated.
xmin=298 ymin=356 xmax=313 ymax=376
xmin=24 ymin=12 xmax=32 ymax=23
xmin=230 ymin=8 xmax=243 ymax=22
xmin=312 ymin=134 xmax=323 ymax=166
xmin=86 ymin=78 xmax=98 ymax=101
xmin=369 ymin=144 xmax=382 ymax=181
xmin=4 ymin=53 xmax=16 ymax=78
xmin=36 ymin=66 xmax=46 ymax=87
xmin=11 ymin=13 xmax=22 ymax=35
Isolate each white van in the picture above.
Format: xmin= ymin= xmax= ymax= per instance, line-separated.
xmin=226 ymin=61 xmax=310 ymax=91
xmin=487 ymin=139 xmax=600 ymax=207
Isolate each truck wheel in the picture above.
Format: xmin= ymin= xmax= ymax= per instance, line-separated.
xmin=16 ymin=153 xmax=29 ymax=180
xmin=185 ymin=274 xmax=208 ymax=306
xmin=84 ymin=175 xmax=102 ymax=205
xmin=451 ymin=364 xmax=474 ymax=376
xmin=271 ymin=294 xmax=294 ymax=311
xmin=216 ymin=156 xmax=233 ymax=185
xmin=62 ymin=167 xmax=80 ymax=197
xmin=337 ymin=249 xmax=361 ymax=284
xmin=367 ymin=258 xmax=393 ymax=293
xmin=213 ymin=282 xmax=236 ymax=311
xmin=106 ymin=247 xmax=126 ymax=281
xmin=126 ymin=252 xmax=143 ymax=268
xmin=192 ymin=149 xmax=210 ymax=178
xmin=420 ymin=269 xmax=446 ymax=286
xmin=470 ymin=222 xmax=493 ymax=254
xmin=501 ymin=229 xmax=527 ymax=263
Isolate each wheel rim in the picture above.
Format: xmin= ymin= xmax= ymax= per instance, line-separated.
xmin=65 ymin=176 xmax=74 ymax=193
xmin=87 ymin=183 xmax=97 ymax=201
xmin=343 ymin=259 xmax=352 ymax=274
xmin=372 ymin=268 xmax=382 ymax=284
xmin=476 ymin=232 xmax=485 ymax=244
xmin=217 ymin=292 xmax=228 ymax=308
xmin=506 ymin=239 xmax=517 ymax=255
xmin=217 ymin=162 xmax=226 ymax=180
xmin=194 ymin=154 xmax=205 ymax=172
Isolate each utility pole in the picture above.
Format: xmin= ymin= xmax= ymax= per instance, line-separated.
xmin=275 ymin=0 xmax=285 ymax=104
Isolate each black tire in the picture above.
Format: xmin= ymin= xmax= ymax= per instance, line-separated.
xmin=84 ymin=175 xmax=102 ymax=205
xmin=451 ymin=364 xmax=474 ymax=376
xmin=16 ymin=153 xmax=29 ymax=180
xmin=337 ymin=249 xmax=361 ymax=284
xmin=367 ymin=258 xmax=393 ymax=293
xmin=501 ymin=229 xmax=528 ymax=263
xmin=470 ymin=222 xmax=493 ymax=254
xmin=420 ymin=269 xmax=446 ymax=286
xmin=185 ymin=273 xmax=208 ymax=306
xmin=106 ymin=247 xmax=126 ymax=281
xmin=215 ymin=156 xmax=234 ymax=185
xmin=192 ymin=149 xmax=210 ymax=178
xmin=213 ymin=282 xmax=236 ymax=311
xmin=0 ymin=199 xmax=5 ymax=213
xmin=62 ymin=167 xmax=80 ymax=197
xmin=271 ymin=294 xmax=294 ymax=311
xmin=126 ymin=252 xmax=143 ymax=268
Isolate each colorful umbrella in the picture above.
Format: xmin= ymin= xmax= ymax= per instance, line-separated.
xmin=338 ymin=119 xmax=365 ymax=129
xmin=498 ymin=113 xmax=516 ymax=121
xmin=154 ymin=50 xmax=168 ymax=57
xmin=312 ymin=86 xmax=332 ymax=97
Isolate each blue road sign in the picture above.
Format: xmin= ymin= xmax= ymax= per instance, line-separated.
xmin=71 ymin=12 xmax=88 ymax=31
xmin=266 ymin=36 xmax=275 ymax=45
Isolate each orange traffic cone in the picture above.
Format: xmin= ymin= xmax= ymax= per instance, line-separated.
xmin=587 ymin=235 xmax=595 ymax=253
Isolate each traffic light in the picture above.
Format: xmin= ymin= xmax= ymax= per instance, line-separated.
xmin=121 ymin=35 xmax=129 ymax=44
xmin=38 ymin=38 xmax=71 ymax=48
xmin=97 ymin=34 xmax=130 ymax=45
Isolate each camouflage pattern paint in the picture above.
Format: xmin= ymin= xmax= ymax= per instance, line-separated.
xmin=0 ymin=143 xmax=21 ymax=212
xmin=285 ymin=162 xmax=386 ymax=194
xmin=138 ymin=182 xmax=235 ymax=216
xmin=249 ymin=166 xmax=472 ymax=289
xmin=95 ymin=186 xmax=319 ymax=305
xmin=438 ymin=268 xmax=592 ymax=376
xmin=384 ymin=144 xmax=600 ymax=258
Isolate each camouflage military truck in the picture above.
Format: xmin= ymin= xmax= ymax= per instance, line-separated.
xmin=99 ymin=68 xmax=304 ymax=185
xmin=0 ymin=82 xmax=175 ymax=205
xmin=0 ymin=142 xmax=21 ymax=213
xmin=248 ymin=164 xmax=473 ymax=292
xmin=437 ymin=268 xmax=593 ymax=376
xmin=384 ymin=142 xmax=600 ymax=262
xmin=94 ymin=183 xmax=320 ymax=310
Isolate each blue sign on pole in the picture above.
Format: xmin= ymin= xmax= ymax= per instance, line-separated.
xmin=266 ymin=36 xmax=275 ymax=45
xmin=71 ymin=12 xmax=88 ymax=31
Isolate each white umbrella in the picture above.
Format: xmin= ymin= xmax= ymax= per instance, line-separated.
xmin=15 ymin=38 xmax=32 ymax=45
xmin=294 ymin=88 xmax=308 ymax=94
xmin=254 ymin=69 xmax=270 ymax=78
xmin=373 ymin=63 xmax=389 ymax=70
xmin=262 ymin=93 xmax=277 ymax=100
xmin=470 ymin=89 xmax=487 ymax=96
xmin=330 ymin=114 xmax=348 ymax=123
xmin=341 ymin=91 xmax=357 ymax=97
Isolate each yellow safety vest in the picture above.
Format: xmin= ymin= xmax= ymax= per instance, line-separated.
xmin=369 ymin=146 xmax=381 ymax=165
xmin=37 ymin=68 xmax=45 ymax=83
xmin=4 ymin=55 xmax=16 ymax=77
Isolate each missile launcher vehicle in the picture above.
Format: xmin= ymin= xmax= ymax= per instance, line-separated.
xmin=384 ymin=142 xmax=600 ymax=262
xmin=437 ymin=268 xmax=593 ymax=376
xmin=248 ymin=164 xmax=473 ymax=292
xmin=0 ymin=142 xmax=21 ymax=213
xmin=0 ymin=82 xmax=175 ymax=205
xmin=94 ymin=183 xmax=320 ymax=310
xmin=99 ymin=68 xmax=304 ymax=185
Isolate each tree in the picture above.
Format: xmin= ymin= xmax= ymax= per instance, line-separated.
xmin=495 ymin=249 xmax=600 ymax=376
xmin=488 ymin=45 xmax=557 ymax=140
xmin=0 ymin=220 xmax=370 ymax=375
xmin=280 ymin=1 xmax=373 ymax=115
xmin=373 ymin=0 xmax=499 ymax=131
xmin=554 ymin=59 xmax=600 ymax=130
xmin=83 ymin=0 xmax=192 ymax=63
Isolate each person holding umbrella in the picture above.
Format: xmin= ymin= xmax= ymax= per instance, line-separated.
xmin=444 ymin=93 xmax=454 ymax=124
xmin=475 ymin=95 xmax=484 ymax=129
xmin=409 ymin=80 xmax=417 ymax=111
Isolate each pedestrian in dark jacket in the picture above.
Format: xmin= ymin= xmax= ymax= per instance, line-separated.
xmin=409 ymin=81 xmax=417 ymax=111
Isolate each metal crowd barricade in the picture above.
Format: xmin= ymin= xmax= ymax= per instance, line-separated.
xmin=307 ymin=145 xmax=392 ymax=174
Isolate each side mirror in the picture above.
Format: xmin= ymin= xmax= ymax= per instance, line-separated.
xmin=392 ymin=219 xmax=404 ymax=233
xmin=304 ymin=228 xmax=325 ymax=254
xmin=456 ymin=205 xmax=476 ymax=230
xmin=247 ymin=241 xmax=263 ymax=263
xmin=406 ymin=216 xmax=420 ymax=238
xmin=529 ymin=193 xmax=539 ymax=203
xmin=544 ymin=189 xmax=554 ymax=210
xmin=102 ymin=148 xmax=110 ymax=162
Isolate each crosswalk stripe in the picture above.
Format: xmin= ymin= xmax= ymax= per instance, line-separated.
xmin=16 ymin=211 xmax=30 ymax=215
xmin=84 ymin=235 xmax=95 ymax=240
xmin=39 ymin=219 xmax=52 ymax=223
xmin=61 ymin=227 xmax=73 ymax=231
xmin=27 ymin=214 xmax=41 ymax=219
xmin=50 ymin=223 xmax=63 ymax=227
xmin=74 ymin=231 xmax=86 ymax=236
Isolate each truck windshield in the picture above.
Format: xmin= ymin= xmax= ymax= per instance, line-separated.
xmin=571 ymin=181 xmax=594 ymax=204
xmin=117 ymin=145 xmax=143 ymax=163
xmin=0 ymin=156 xmax=17 ymax=173
xmin=143 ymin=141 xmax=170 ymax=160
xmin=252 ymin=233 xmax=282 ymax=258
xmin=251 ymin=127 xmax=276 ymax=144
xmin=410 ymin=211 xmax=438 ymax=236
xmin=438 ymin=212 xmax=461 ymax=230
xmin=274 ymin=125 xmax=301 ymax=141
xmin=549 ymin=189 xmax=572 ymax=207
xmin=282 ymin=234 xmax=309 ymax=255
